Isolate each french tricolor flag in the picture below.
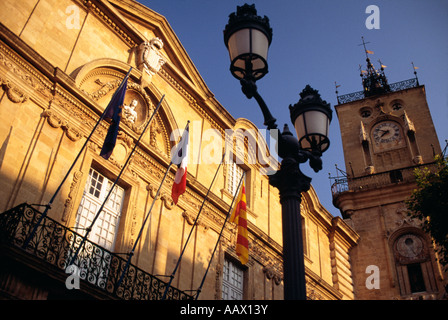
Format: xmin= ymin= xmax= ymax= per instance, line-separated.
xmin=171 ymin=123 xmax=189 ymax=205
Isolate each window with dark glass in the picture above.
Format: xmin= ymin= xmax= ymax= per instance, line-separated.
xmin=390 ymin=170 xmax=403 ymax=183
xmin=407 ymin=263 xmax=426 ymax=293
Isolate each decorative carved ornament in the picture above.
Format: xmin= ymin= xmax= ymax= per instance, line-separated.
xmin=41 ymin=110 xmax=82 ymax=142
xmin=359 ymin=121 xmax=369 ymax=144
xmin=62 ymin=170 xmax=83 ymax=222
xmin=74 ymin=61 xmax=158 ymax=142
xmin=79 ymin=69 xmax=170 ymax=156
xmin=0 ymin=44 xmax=53 ymax=103
xmin=0 ymin=78 xmax=28 ymax=103
xmin=137 ymin=38 xmax=166 ymax=79
xmin=262 ymin=266 xmax=282 ymax=285
xmin=403 ymin=111 xmax=415 ymax=134
xmin=394 ymin=206 xmax=422 ymax=231
xmin=182 ymin=210 xmax=208 ymax=230
xmin=146 ymin=183 xmax=174 ymax=210
xmin=85 ymin=77 xmax=154 ymax=132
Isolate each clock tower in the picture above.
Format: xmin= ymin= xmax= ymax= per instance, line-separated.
xmin=332 ymin=44 xmax=447 ymax=299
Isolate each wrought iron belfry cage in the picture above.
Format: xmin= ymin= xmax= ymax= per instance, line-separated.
xmin=336 ymin=78 xmax=419 ymax=105
xmin=0 ymin=203 xmax=192 ymax=300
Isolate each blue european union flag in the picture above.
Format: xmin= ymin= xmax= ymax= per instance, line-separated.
xmin=100 ymin=76 xmax=129 ymax=159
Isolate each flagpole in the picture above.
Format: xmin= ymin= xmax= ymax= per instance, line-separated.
xmin=68 ymin=94 xmax=165 ymax=267
xmin=23 ymin=67 xmax=132 ymax=249
xmin=161 ymin=152 xmax=226 ymax=300
xmin=115 ymin=121 xmax=191 ymax=290
xmin=114 ymin=161 xmax=172 ymax=291
xmin=195 ymin=172 xmax=245 ymax=300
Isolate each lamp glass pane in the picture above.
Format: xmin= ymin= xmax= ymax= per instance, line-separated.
xmin=294 ymin=114 xmax=306 ymax=141
xmin=251 ymin=29 xmax=269 ymax=61
xmin=301 ymin=110 xmax=329 ymax=136
xmin=294 ymin=110 xmax=330 ymax=152
xmin=228 ymin=29 xmax=250 ymax=61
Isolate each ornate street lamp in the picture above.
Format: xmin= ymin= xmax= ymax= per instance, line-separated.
xmin=224 ymin=4 xmax=332 ymax=300
xmin=290 ymin=85 xmax=332 ymax=154
xmin=223 ymin=3 xmax=272 ymax=82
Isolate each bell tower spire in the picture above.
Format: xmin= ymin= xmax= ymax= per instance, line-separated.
xmin=359 ymin=37 xmax=390 ymax=97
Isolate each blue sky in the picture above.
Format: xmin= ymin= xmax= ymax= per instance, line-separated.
xmin=141 ymin=0 xmax=448 ymax=218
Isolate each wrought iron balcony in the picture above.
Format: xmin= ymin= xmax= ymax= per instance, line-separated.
xmin=330 ymin=162 xmax=438 ymax=199
xmin=0 ymin=203 xmax=193 ymax=300
xmin=336 ymin=78 xmax=419 ymax=104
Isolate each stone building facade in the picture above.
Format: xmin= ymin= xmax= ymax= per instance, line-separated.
xmin=0 ymin=0 xmax=358 ymax=300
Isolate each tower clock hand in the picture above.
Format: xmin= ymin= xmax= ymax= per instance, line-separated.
xmin=380 ymin=130 xmax=390 ymax=137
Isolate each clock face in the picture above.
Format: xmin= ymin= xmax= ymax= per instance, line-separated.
xmin=372 ymin=121 xmax=401 ymax=144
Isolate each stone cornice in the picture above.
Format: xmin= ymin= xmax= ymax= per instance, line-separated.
xmin=334 ymin=181 xmax=416 ymax=216
xmin=81 ymin=0 xmax=139 ymax=47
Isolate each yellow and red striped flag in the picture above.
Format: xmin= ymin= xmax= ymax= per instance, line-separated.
xmin=229 ymin=181 xmax=248 ymax=265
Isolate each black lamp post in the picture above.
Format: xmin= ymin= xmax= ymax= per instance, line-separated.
xmin=224 ymin=4 xmax=332 ymax=300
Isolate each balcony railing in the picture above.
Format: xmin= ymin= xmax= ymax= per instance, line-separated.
xmin=337 ymin=78 xmax=419 ymax=104
xmin=0 ymin=203 xmax=193 ymax=300
xmin=331 ymin=162 xmax=438 ymax=199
